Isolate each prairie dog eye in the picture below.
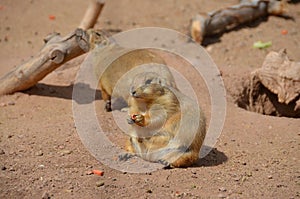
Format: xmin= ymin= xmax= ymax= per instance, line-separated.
xmin=145 ymin=79 xmax=153 ymax=85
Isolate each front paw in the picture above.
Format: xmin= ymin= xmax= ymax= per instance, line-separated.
xmin=119 ymin=153 xmax=134 ymax=161
xmin=131 ymin=114 xmax=144 ymax=125
xmin=131 ymin=114 xmax=144 ymax=123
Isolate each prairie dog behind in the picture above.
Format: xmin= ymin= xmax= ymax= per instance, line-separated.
xmin=94 ymin=44 xmax=176 ymax=111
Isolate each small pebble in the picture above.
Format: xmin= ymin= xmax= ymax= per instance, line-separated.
xmin=0 ymin=103 xmax=6 ymax=107
xmin=38 ymin=164 xmax=45 ymax=169
xmin=268 ymin=175 xmax=273 ymax=179
xmin=1 ymin=166 xmax=7 ymax=170
xmin=219 ymin=187 xmax=227 ymax=192
xmin=35 ymin=151 xmax=43 ymax=156
xmin=206 ymin=46 xmax=213 ymax=53
xmin=85 ymin=171 xmax=93 ymax=175
xmin=60 ymin=150 xmax=72 ymax=156
xmin=146 ymin=189 xmax=152 ymax=193
xmin=96 ymin=181 xmax=105 ymax=187
xmin=42 ymin=191 xmax=50 ymax=199
xmin=7 ymin=101 xmax=15 ymax=106
xmin=233 ymin=176 xmax=240 ymax=181
xmin=0 ymin=149 xmax=5 ymax=155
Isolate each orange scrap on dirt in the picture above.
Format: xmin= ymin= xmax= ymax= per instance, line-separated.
xmin=92 ymin=170 xmax=104 ymax=176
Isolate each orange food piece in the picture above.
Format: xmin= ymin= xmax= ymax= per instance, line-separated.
xmin=49 ymin=15 xmax=56 ymax=20
xmin=281 ymin=29 xmax=288 ymax=35
xmin=92 ymin=169 xmax=104 ymax=176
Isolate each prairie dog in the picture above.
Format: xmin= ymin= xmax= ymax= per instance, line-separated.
xmin=122 ymin=75 xmax=206 ymax=168
xmin=94 ymin=44 xmax=175 ymax=111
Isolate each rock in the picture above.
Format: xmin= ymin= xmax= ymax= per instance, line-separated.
xmin=0 ymin=149 xmax=5 ymax=155
xmin=60 ymin=150 xmax=72 ymax=156
xmin=146 ymin=189 xmax=152 ymax=193
xmin=35 ymin=150 xmax=43 ymax=156
xmin=0 ymin=103 xmax=6 ymax=107
xmin=219 ymin=187 xmax=227 ymax=192
xmin=233 ymin=176 xmax=240 ymax=181
xmin=85 ymin=170 xmax=93 ymax=175
xmin=42 ymin=191 xmax=50 ymax=199
xmin=38 ymin=164 xmax=45 ymax=169
xmin=268 ymin=175 xmax=273 ymax=179
xmin=96 ymin=181 xmax=105 ymax=187
xmin=7 ymin=101 xmax=15 ymax=106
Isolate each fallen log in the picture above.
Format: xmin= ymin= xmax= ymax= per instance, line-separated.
xmin=0 ymin=29 xmax=105 ymax=95
xmin=0 ymin=0 xmax=105 ymax=95
xmin=79 ymin=0 xmax=105 ymax=30
xmin=190 ymin=0 xmax=288 ymax=44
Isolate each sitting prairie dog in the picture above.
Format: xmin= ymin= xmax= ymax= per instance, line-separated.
xmin=94 ymin=44 xmax=176 ymax=111
xmin=121 ymin=74 xmax=207 ymax=168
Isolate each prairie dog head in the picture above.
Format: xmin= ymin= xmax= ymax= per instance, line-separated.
xmin=130 ymin=72 xmax=168 ymax=101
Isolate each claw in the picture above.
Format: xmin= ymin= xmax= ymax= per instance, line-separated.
xmin=127 ymin=118 xmax=135 ymax=124
xmin=133 ymin=114 xmax=143 ymax=123
xmin=105 ymin=100 xmax=112 ymax=112
xmin=158 ymin=159 xmax=171 ymax=168
xmin=119 ymin=153 xmax=134 ymax=161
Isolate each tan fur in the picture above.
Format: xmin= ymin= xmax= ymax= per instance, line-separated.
xmin=95 ymin=47 xmax=175 ymax=111
xmin=126 ymin=81 xmax=206 ymax=168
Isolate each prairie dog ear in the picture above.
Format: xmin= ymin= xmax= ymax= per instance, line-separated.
xmin=151 ymin=77 xmax=167 ymax=87
xmin=158 ymin=77 xmax=167 ymax=87
xmin=130 ymin=86 xmax=135 ymax=94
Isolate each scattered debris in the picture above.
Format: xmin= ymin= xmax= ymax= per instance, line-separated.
xmin=92 ymin=169 xmax=104 ymax=176
xmin=48 ymin=15 xmax=56 ymax=20
xmin=281 ymin=29 xmax=288 ymax=35
xmin=253 ymin=41 xmax=272 ymax=49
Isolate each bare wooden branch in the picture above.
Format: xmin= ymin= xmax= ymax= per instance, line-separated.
xmin=79 ymin=0 xmax=105 ymax=30
xmin=0 ymin=29 xmax=107 ymax=95
xmin=190 ymin=0 xmax=288 ymax=44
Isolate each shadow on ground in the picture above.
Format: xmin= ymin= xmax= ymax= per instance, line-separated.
xmin=25 ymin=82 xmax=102 ymax=104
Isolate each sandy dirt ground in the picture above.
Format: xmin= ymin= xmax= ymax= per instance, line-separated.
xmin=0 ymin=0 xmax=299 ymax=198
